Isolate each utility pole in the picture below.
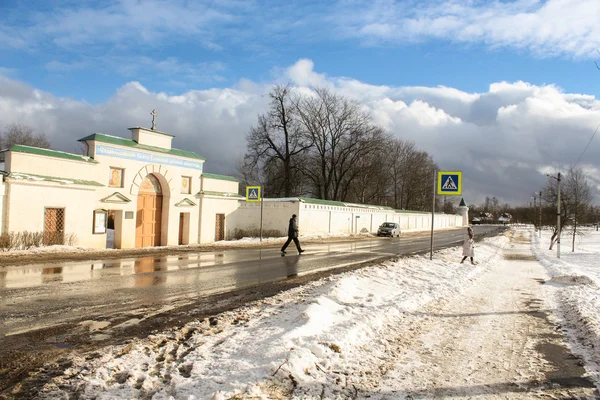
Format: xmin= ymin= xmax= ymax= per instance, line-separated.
xmin=557 ymin=173 xmax=561 ymax=258
xmin=532 ymin=194 xmax=537 ymax=229
xmin=538 ymin=190 xmax=542 ymax=239
xmin=546 ymin=173 xmax=561 ymax=258
xmin=430 ymin=169 xmax=436 ymax=260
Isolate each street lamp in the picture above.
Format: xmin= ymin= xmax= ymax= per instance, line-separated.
xmin=546 ymin=173 xmax=561 ymax=258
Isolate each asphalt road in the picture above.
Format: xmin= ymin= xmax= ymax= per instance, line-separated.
xmin=0 ymin=226 xmax=505 ymax=397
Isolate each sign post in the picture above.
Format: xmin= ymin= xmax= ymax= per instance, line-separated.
xmin=431 ymin=171 xmax=463 ymax=260
xmin=430 ymin=170 xmax=436 ymax=260
xmin=245 ymin=186 xmax=262 ymax=241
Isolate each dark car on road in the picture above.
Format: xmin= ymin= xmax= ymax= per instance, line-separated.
xmin=377 ymin=222 xmax=401 ymax=237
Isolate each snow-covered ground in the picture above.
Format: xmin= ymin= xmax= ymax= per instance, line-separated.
xmin=33 ymin=226 xmax=600 ymax=399
xmin=532 ymin=227 xmax=600 ymax=379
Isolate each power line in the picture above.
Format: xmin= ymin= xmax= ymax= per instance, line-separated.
xmin=573 ymin=121 xmax=600 ymax=169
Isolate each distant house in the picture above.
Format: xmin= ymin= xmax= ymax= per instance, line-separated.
xmin=498 ymin=213 xmax=512 ymax=225
xmin=472 ymin=212 xmax=494 ymax=225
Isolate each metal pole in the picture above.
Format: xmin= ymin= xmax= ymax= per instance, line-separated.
xmin=533 ymin=194 xmax=536 ymax=229
xmin=260 ymin=186 xmax=264 ymax=242
xmin=557 ymin=173 xmax=561 ymax=258
xmin=539 ymin=190 xmax=542 ymax=239
xmin=430 ymin=169 xmax=436 ymax=260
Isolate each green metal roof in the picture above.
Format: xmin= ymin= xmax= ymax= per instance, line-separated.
xmin=268 ymin=197 xmax=446 ymax=215
xmin=299 ymin=197 xmax=346 ymax=207
xmin=199 ymin=190 xmax=244 ymax=198
xmin=7 ymin=172 xmax=104 ymax=187
xmin=202 ymin=173 xmax=239 ymax=182
xmin=394 ymin=209 xmax=430 ymax=215
xmin=9 ymin=145 xmax=99 ymax=163
xmin=299 ymin=197 xmax=396 ymax=210
xmin=78 ymin=133 xmax=206 ymax=161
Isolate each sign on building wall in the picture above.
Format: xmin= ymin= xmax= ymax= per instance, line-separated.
xmin=437 ymin=171 xmax=462 ymax=195
xmin=96 ymin=145 xmax=203 ymax=170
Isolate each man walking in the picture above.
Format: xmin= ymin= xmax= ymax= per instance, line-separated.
xmin=281 ymin=214 xmax=304 ymax=255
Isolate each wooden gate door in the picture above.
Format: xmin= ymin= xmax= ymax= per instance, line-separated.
xmin=215 ymin=214 xmax=225 ymax=241
xmin=178 ymin=213 xmax=184 ymax=245
xmin=135 ymin=174 xmax=163 ymax=248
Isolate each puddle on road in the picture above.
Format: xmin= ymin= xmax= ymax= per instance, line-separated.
xmin=79 ymin=320 xmax=111 ymax=332
xmin=90 ymin=333 xmax=112 ymax=341
xmin=0 ymin=253 xmax=236 ymax=289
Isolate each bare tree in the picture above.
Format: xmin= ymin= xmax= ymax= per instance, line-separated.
xmin=400 ymin=151 xmax=437 ymax=211
xmin=1 ymin=123 xmax=51 ymax=150
xmin=242 ymin=87 xmax=441 ymax=208
xmin=235 ymin=156 xmax=260 ymax=196
xmin=564 ymin=167 xmax=592 ymax=252
xmin=544 ymin=172 xmax=576 ymax=250
xmin=347 ymin=148 xmax=389 ymax=205
xmin=243 ymin=85 xmax=312 ymax=197
xmin=296 ymin=88 xmax=386 ymax=201
xmin=386 ymin=139 xmax=417 ymax=209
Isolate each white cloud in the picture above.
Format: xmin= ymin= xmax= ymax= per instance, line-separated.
xmin=335 ymin=0 xmax=600 ymax=58
xmin=285 ymin=59 xmax=329 ymax=88
xmin=1 ymin=59 xmax=600 ymax=206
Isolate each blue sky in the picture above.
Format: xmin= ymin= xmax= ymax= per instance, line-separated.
xmin=1 ymin=0 xmax=600 ymax=205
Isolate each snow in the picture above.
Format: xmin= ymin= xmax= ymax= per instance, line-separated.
xmin=32 ymin=227 xmax=600 ymax=398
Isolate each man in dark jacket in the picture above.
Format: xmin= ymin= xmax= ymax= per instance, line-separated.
xmin=281 ymin=214 xmax=304 ymax=255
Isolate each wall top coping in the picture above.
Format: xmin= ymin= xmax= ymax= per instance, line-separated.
xmin=242 ymin=196 xmax=459 ymax=216
xmin=7 ymin=145 xmax=99 ymax=164
xmin=6 ymin=171 xmax=104 ymax=187
xmin=202 ymin=173 xmax=239 ymax=182
xmin=199 ymin=190 xmax=244 ymax=198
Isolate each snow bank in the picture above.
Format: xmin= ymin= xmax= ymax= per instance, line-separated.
xmin=37 ymin=234 xmax=509 ymax=399
xmin=531 ymin=227 xmax=600 ymax=385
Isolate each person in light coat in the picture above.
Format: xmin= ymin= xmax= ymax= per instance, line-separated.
xmin=460 ymin=226 xmax=475 ymax=264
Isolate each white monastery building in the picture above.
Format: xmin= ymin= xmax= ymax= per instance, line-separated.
xmin=0 ymin=120 xmax=243 ymax=249
xmin=0 ymin=118 xmax=468 ymax=250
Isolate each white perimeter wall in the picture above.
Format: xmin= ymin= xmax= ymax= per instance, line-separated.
xmin=226 ymin=201 xmax=300 ymax=239
xmin=6 ymin=181 xmax=106 ymax=248
xmin=228 ymin=200 xmax=465 ymax=237
xmin=199 ymin=196 xmax=243 ymax=243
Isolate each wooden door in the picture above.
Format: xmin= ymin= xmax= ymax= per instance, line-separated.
xmin=178 ymin=213 xmax=184 ymax=245
xmin=215 ymin=214 xmax=225 ymax=241
xmin=135 ymin=175 xmax=163 ymax=248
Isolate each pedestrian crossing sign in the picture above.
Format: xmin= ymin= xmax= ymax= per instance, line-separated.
xmin=437 ymin=171 xmax=462 ymax=195
xmin=246 ymin=186 xmax=261 ymax=202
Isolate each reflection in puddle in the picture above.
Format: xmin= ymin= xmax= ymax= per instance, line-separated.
xmin=134 ymin=258 xmax=167 ymax=287
xmin=79 ymin=320 xmax=111 ymax=332
xmin=1 ymin=249 xmax=265 ymax=289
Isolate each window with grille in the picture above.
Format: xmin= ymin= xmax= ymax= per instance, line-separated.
xmin=44 ymin=207 xmax=65 ymax=245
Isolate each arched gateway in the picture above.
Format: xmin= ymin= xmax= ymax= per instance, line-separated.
xmin=136 ymin=174 xmax=163 ymax=247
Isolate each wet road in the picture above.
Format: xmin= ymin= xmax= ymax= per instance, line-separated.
xmin=0 ymin=227 xmax=503 ymax=339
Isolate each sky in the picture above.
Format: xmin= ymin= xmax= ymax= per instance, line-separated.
xmin=1 ymin=0 xmax=600 ymax=206
xmin=11 ymin=227 xmax=600 ymax=398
